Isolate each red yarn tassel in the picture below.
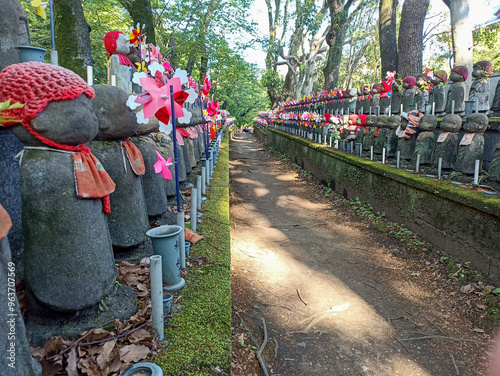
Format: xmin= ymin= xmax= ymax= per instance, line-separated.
xmin=102 ymin=195 xmax=111 ymax=214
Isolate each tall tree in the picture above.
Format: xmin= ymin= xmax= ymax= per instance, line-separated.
xmin=54 ymin=0 xmax=93 ymax=78
xmin=378 ymin=0 xmax=398 ymax=79
xmin=441 ymin=0 xmax=473 ymax=88
xmin=397 ymin=0 xmax=430 ymax=78
xmin=118 ymin=0 xmax=156 ymax=45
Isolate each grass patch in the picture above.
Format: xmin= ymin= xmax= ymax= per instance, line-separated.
xmin=152 ymin=133 xmax=231 ymax=375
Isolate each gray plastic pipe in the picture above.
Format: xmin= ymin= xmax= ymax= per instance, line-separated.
xmin=149 ymin=255 xmax=164 ymax=341
xmin=191 ymin=188 xmax=197 ymax=232
xmin=201 ymin=167 xmax=207 ymax=195
xmin=176 ymin=212 xmax=186 ymax=269
xmin=197 ymin=175 xmax=202 ymax=210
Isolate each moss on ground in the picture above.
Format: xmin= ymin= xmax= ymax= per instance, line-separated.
xmin=152 ymin=133 xmax=231 ymax=375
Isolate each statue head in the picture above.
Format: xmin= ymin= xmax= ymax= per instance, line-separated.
xmin=362 ymin=85 xmax=371 ymax=95
xmin=418 ymin=115 xmax=437 ymax=131
xmin=433 ymin=70 xmax=448 ymax=85
xmin=386 ymin=115 xmax=401 ymax=130
xmin=463 ymin=113 xmax=488 ymax=133
xmin=349 ymin=87 xmax=358 ymax=97
xmin=376 ymin=115 xmax=389 ymax=128
xmin=357 ymin=114 xmax=367 ymax=126
xmin=472 ymin=60 xmax=494 ymax=80
xmin=372 ymin=84 xmax=383 ymax=95
xmin=92 ymin=85 xmax=139 ymax=140
xmin=0 ymin=62 xmax=97 ymax=147
xmin=365 ymin=115 xmax=377 ymax=127
xmin=450 ymin=66 xmax=468 ymax=82
xmin=416 ymin=74 xmax=431 ymax=88
xmin=440 ymin=114 xmax=462 ymax=133
xmin=104 ymin=31 xmax=131 ymax=56
xmin=402 ymin=76 xmax=416 ymax=89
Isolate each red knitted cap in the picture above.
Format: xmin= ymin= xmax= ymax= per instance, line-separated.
xmin=358 ymin=114 xmax=368 ymax=125
xmin=403 ymin=76 xmax=416 ymax=86
xmin=0 ymin=62 xmax=94 ymax=127
xmin=451 ymin=65 xmax=468 ymax=81
xmin=434 ymin=70 xmax=447 ymax=83
xmin=474 ymin=60 xmax=494 ymax=76
xmin=104 ymin=31 xmax=123 ymax=55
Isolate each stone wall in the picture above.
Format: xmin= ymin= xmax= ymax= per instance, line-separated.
xmin=255 ymin=126 xmax=500 ymax=283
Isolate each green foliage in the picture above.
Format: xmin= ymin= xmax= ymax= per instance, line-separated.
xmin=0 ymin=100 xmax=25 ymax=125
xmin=473 ymin=23 xmax=500 ymax=71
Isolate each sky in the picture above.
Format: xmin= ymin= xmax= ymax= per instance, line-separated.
xmin=238 ymin=0 xmax=500 ymax=71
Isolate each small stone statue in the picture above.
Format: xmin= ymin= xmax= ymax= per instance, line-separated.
xmin=433 ymin=114 xmax=462 ymax=170
xmin=491 ymin=79 xmax=500 ymax=116
xmin=362 ymin=85 xmax=371 ymax=114
xmin=355 ymin=113 xmax=368 ymax=144
xmin=104 ymin=31 xmax=134 ymax=93
xmin=379 ymin=80 xmax=391 ymax=115
xmin=432 ymin=70 xmax=448 ymax=116
xmin=370 ymin=84 xmax=383 ymax=114
xmin=390 ymin=81 xmax=402 ymax=115
xmin=455 ymin=113 xmax=488 ymax=174
xmin=348 ymin=87 xmax=358 ymax=114
xmin=398 ymin=110 xmax=423 ymax=161
xmin=469 ymin=60 xmax=494 ymax=113
xmin=362 ymin=114 xmax=378 ymax=154
xmin=413 ymin=115 xmax=437 ymax=165
xmin=372 ymin=115 xmax=389 ymax=155
xmin=0 ymin=62 xmax=117 ymax=313
xmin=445 ymin=65 xmax=468 ymax=115
xmin=91 ymin=85 xmax=150 ymax=256
xmin=415 ymin=73 xmax=431 ymax=113
xmin=488 ymin=129 xmax=500 ymax=181
xmin=385 ymin=116 xmax=401 ymax=157
xmin=356 ymin=85 xmax=364 ymax=114
xmin=401 ymin=76 xmax=416 ymax=112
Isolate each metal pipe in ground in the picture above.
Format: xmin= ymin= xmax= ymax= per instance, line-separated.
xmin=191 ymin=188 xmax=197 ymax=232
xmin=150 ymin=255 xmax=164 ymax=341
xmin=176 ymin=212 xmax=186 ymax=269
xmin=201 ymin=166 xmax=207 ymax=194
xmin=197 ymin=175 xmax=202 ymax=210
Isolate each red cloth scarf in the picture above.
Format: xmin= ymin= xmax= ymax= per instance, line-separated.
xmin=121 ymin=140 xmax=146 ymax=176
xmin=117 ymin=54 xmax=134 ymax=66
xmin=372 ymin=128 xmax=382 ymax=137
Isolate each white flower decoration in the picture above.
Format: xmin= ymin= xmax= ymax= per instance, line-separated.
xmin=173 ymin=69 xmax=188 ymax=85
xmin=126 ymin=95 xmax=140 ymax=110
xmin=184 ymin=88 xmax=198 ymax=104
xmin=159 ymin=121 xmax=172 ymax=134
xmin=136 ymin=109 xmax=149 ymax=124
xmin=148 ymin=61 xmax=165 ymax=77
xmin=132 ymin=71 xmax=148 ymax=86
xmin=177 ymin=110 xmax=192 ymax=124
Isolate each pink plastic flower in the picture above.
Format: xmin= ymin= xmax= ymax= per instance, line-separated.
xmin=154 ymin=151 xmax=173 ymax=180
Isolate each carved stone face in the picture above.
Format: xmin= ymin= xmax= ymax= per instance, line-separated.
xmin=449 ymin=71 xmax=465 ymax=83
xmin=115 ymin=33 xmax=131 ymax=55
xmin=366 ymin=115 xmax=377 ymax=127
xmin=440 ymin=114 xmax=462 ymax=132
xmin=463 ymin=113 xmax=488 ymax=133
xmin=386 ymin=116 xmax=401 ymax=130
xmin=418 ymin=115 xmax=437 ymax=131
xmin=400 ymin=117 xmax=408 ymax=130
xmin=11 ymin=94 xmax=98 ymax=146
xmin=376 ymin=115 xmax=389 ymax=128
xmin=92 ymin=85 xmax=139 ymax=140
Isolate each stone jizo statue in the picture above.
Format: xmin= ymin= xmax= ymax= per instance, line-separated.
xmin=445 ymin=65 xmax=468 ymax=115
xmin=455 ymin=113 xmax=488 ymax=174
xmin=104 ymin=31 xmax=134 ymax=93
xmin=469 ymin=60 xmax=494 ymax=113
xmin=432 ymin=70 xmax=448 ymax=116
xmin=401 ymin=76 xmax=416 ymax=112
xmin=413 ymin=115 xmax=437 ymax=165
xmin=433 ymin=114 xmax=461 ymax=170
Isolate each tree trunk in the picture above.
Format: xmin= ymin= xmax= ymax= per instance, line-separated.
xmin=442 ymin=0 xmax=473 ymax=90
xmin=397 ymin=0 xmax=429 ymax=78
xmin=119 ymin=0 xmax=156 ymax=45
xmin=54 ymin=0 xmax=93 ymax=79
xmin=378 ymin=0 xmax=398 ymax=79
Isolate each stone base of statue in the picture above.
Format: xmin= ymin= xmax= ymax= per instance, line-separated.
xmin=26 ymin=284 xmax=137 ymax=347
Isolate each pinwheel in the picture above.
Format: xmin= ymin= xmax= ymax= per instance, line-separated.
xmin=153 ymin=151 xmax=173 ymax=180
xmin=129 ymin=23 xmax=145 ymax=45
xmin=202 ymin=75 xmax=211 ymax=96
xmin=207 ymin=100 xmax=220 ymax=118
xmin=29 ymin=0 xmax=46 ymax=19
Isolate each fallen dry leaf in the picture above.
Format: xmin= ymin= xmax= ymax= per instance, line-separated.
xmin=119 ymin=344 xmax=151 ymax=363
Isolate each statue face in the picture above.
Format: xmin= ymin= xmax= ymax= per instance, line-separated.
xmin=472 ymin=65 xmax=483 ymax=79
xmin=387 ymin=116 xmax=401 ymax=130
xmin=115 ymin=33 xmax=131 ymax=55
xmin=402 ymin=82 xmax=409 ymax=89
xmin=419 ymin=115 xmax=437 ymax=131
xmin=440 ymin=115 xmax=462 ymax=132
xmin=450 ymin=71 xmax=464 ymax=82
xmin=432 ymin=76 xmax=442 ymax=85
xmin=463 ymin=113 xmax=488 ymax=133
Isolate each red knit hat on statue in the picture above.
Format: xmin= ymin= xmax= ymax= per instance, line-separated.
xmin=452 ymin=66 xmax=468 ymax=81
xmin=104 ymin=31 xmax=123 ymax=55
xmin=403 ymin=76 xmax=416 ymax=87
xmin=0 ymin=62 xmax=94 ymax=151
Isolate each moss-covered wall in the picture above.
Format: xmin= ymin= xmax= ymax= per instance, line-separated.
xmin=255 ymin=126 xmax=500 ymax=282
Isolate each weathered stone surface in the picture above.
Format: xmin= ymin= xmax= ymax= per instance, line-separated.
xmin=0 ymin=0 xmax=30 ymax=71
xmin=385 ymin=116 xmax=400 ymax=157
xmin=397 ymin=119 xmax=416 ymax=161
xmin=137 ymin=112 xmax=160 ymax=135
xmin=92 ymin=85 xmax=138 ymax=140
xmin=91 ymin=141 xmax=150 ymax=248
xmin=413 ymin=133 xmax=435 ymax=165
xmin=362 ymin=96 xmax=371 ymax=114
xmin=11 ymin=94 xmax=99 ymax=146
xmin=109 ymin=55 xmax=131 ymax=94
xmin=0 ymin=236 xmax=42 ymax=375
xmin=181 ymin=140 xmax=192 ymax=174
xmin=489 ymin=142 xmax=500 ymax=181
xmin=372 ymin=116 xmax=389 ymax=155
xmin=390 ymin=87 xmax=402 ymax=114
xmin=401 ymin=88 xmax=415 ymax=112
xmin=445 ymin=81 xmax=466 ymax=114
xmin=433 ymin=86 xmax=447 ymax=115
xmin=131 ymin=135 xmax=168 ymax=217
xmin=21 ymin=149 xmax=116 ymax=311
xmin=433 ymin=133 xmax=459 ymax=170
xmin=0 ymin=129 xmax=23 ymax=273
xmin=455 ymin=114 xmax=488 ymax=174
xmin=186 ymin=137 xmax=197 ymax=167
xmin=469 ymin=80 xmax=490 ymax=113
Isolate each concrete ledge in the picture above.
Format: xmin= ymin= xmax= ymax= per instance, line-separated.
xmin=255 ymin=126 xmax=500 ymax=282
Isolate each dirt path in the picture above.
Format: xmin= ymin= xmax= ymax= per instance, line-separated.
xmin=230 ymin=131 xmax=493 ymax=376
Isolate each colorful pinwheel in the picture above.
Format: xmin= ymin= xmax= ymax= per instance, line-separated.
xmin=153 ymin=151 xmax=173 ymax=180
xmin=29 ymin=0 xmax=47 ymax=19
xmin=202 ymin=75 xmax=211 ymax=96
xmin=129 ymin=23 xmax=145 ymax=45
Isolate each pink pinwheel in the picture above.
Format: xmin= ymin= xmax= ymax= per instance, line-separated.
xmin=149 ymin=44 xmax=162 ymax=63
xmin=188 ymin=76 xmax=197 ymax=90
xmin=207 ymin=100 xmax=220 ymax=117
xmin=154 ymin=150 xmax=173 ymax=180
xmin=202 ymin=75 xmax=211 ymax=96
xmin=139 ymin=76 xmax=185 ymax=120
